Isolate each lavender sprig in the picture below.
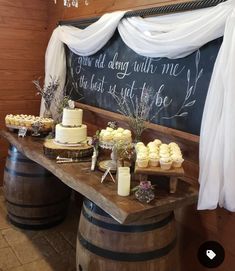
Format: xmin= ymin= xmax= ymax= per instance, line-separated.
xmin=32 ymin=76 xmax=60 ymax=110
xmin=110 ymin=86 xmax=154 ymax=141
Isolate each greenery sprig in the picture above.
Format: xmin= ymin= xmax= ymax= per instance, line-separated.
xmin=32 ymin=76 xmax=60 ymax=111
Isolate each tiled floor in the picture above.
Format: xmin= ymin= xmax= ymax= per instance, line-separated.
xmin=0 ymin=188 xmax=80 ymax=271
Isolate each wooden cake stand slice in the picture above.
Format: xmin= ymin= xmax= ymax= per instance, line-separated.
xmin=43 ymin=139 xmax=93 ymax=159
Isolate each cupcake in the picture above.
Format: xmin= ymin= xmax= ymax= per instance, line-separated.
xmin=138 ymin=146 xmax=148 ymax=155
xmin=171 ymin=154 xmax=184 ymax=168
xmin=117 ymin=127 xmax=124 ymax=133
xmin=169 ymin=142 xmax=179 ymax=148
xmin=159 ymin=147 xmax=169 ymax=154
xmin=99 ymin=129 xmax=106 ymax=141
xmin=42 ymin=118 xmax=53 ymax=129
xmin=25 ymin=118 xmax=33 ymax=127
xmin=147 ymin=142 xmax=156 ymax=148
xmin=19 ymin=117 xmax=26 ymax=126
xmin=113 ymin=132 xmax=123 ymax=142
xmin=5 ymin=115 xmax=10 ymax=125
xmin=147 ymin=142 xmax=157 ymax=150
xmin=149 ymin=152 xmax=160 ymax=167
xmin=153 ymin=139 xmax=162 ymax=147
xmin=122 ymin=129 xmax=132 ymax=142
xmin=148 ymin=147 xmax=159 ymax=154
xmin=14 ymin=116 xmax=21 ymax=126
xmin=160 ymin=144 xmax=169 ymax=149
xmin=8 ymin=114 xmax=14 ymax=125
xmin=160 ymin=157 xmax=172 ymax=170
xmin=135 ymin=142 xmax=145 ymax=152
xmin=160 ymin=152 xmax=170 ymax=158
xmin=136 ymin=153 xmax=149 ymax=168
xmin=171 ymin=149 xmax=182 ymax=156
xmin=102 ymin=131 xmax=113 ymax=142
xmin=106 ymin=127 xmax=114 ymax=132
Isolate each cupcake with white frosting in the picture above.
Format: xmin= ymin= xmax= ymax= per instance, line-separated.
xmin=135 ymin=142 xmax=145 ymax=152
xmin=171 ymin=154 xmax=184 ymax=168
xmin=149 ymin=152 xmax=160 ymax=167
xmin=113 ymin=132 xmax=123 ymax=142
xmin=117 ymin=127 xmax=124 ymax=133
xmin=122 ymin=129 xmax=132 ymax=142
xmin=102 ymin=131 xmax=113 ymax=142
xmin=136 ymin=153 xmax=149 ymax=168
xmin=160 ymin=156 xmax=172 ymax=170
xmin=153 ymin=139 xmax=162 ymax=147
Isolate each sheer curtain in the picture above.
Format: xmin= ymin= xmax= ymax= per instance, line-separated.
xmin=44 ymin=0 xmax=235 ymax=211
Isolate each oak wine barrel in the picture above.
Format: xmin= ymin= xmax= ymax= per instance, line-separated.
xmin=77 ymin=198 xmax=177 ymax=271
xmin=3 ymin=145 xmax=71 ymax=229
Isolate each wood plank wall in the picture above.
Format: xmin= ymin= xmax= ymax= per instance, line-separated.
xmin=46 ymin=1 xmax=235 ymax=270
xmin=0 ymin=0 xmax=49 ymax=182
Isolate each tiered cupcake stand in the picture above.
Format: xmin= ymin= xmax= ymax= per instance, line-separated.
xmin=135 ymin=165 xmax=185 ymax=193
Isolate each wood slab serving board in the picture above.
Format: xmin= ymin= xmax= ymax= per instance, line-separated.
xmin=43 ymin=139 xmax=93 ymax=159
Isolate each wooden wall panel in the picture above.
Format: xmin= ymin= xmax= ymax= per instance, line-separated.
xmin=47 ymin=0 xmax=196 ymax=34
xmin=0 ymin=0 xmax=48 ymax=184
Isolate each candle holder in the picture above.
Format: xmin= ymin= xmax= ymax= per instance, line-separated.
xmin=31 ymin=121 xmax=43 ymax=137
xmin=98 ymin=141 xmax=117 ymax=172
xmin=135 ymin=181 xmax=155 ymax=203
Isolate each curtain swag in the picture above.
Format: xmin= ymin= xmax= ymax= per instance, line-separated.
xmin=44 ymin=0 xmax=235 ymax=211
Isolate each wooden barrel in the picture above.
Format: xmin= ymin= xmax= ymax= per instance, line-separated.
xmin=3 ymin=145 xmax=71 ymax=229
xmin=77 ymin=198 xmax=177 ymax=271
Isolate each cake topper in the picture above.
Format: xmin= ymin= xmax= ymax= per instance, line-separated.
xmin=107 ymin=121 xmax=118 ymax=130
xmin=68 ymin=100 xmax=75 ymax=109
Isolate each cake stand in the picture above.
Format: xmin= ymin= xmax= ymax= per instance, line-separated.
xmin=135 ymin=164 xmax=185 ymax=193
xmin=98 ymin=141 xmax=117 ymax=173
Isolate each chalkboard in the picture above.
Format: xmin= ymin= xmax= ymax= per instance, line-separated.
xmin=65 ymin=30 xmax=222 ymax=135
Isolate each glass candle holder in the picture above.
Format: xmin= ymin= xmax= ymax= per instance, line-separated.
xmin=135 ymin=181 xmax=155 ymax=203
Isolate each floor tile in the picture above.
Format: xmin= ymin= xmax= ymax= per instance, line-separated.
xmin=0 ymin=211 xmax=10 ymax=231
xmin=44 ymin=231 xmax=72 ymax=254
xmin=0 ymin=187 xmax=78 ymax=271
xmin=0 ymin=232 xmax=8 ymax=249
xmin=60 ymin=229 xmax=77 ymax=249
xmin=2 ymin=228 xmax=40 ymax=245
xmin=0 ymin=247 xmax=21 ymax=270
xmin=10 ymin=236 xmax=57 ymax=264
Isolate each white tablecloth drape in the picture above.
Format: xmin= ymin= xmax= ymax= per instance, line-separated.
xmin=44 ymin=0 xmax=235 ymax=211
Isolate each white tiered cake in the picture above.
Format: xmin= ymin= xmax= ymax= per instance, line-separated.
xmin=55 ymin=108 xmax=87 ymax=144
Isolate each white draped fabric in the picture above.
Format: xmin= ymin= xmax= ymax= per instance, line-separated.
xmin=44 ymin=0 xmax=235 ymax=211
xmin=44 ymin=10 xmax=126 ymax=114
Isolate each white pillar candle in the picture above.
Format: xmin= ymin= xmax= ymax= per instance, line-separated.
xmin=117 ymin=167 xmax=131 ymax=196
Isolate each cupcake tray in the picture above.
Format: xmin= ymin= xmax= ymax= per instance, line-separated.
xmin=135 ymin=164 xmax=184 ymax=194
xmin=6 ymin=124 xmax=52 ymax=133
xmin=134 ymin=165 xmax=184 ymax=176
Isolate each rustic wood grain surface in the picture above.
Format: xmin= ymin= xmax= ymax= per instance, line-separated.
xmin=0 ymin=130 xmax=198 ymax=224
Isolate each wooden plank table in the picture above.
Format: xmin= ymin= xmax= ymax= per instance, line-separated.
xmin=0 ymin=129 xmax=198 ymax=271
xmin=0 ymin=130 xmax=198 ymax=224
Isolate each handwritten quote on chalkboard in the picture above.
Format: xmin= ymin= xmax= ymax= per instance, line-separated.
xmin=66 ymin=31 xmax=222 ymax=135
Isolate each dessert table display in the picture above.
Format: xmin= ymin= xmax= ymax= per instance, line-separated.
xmin=0 ymin=129 xmax=198 ymax=271
xmin=134 ymin=141 xmax=185 ymax=194
xmin=98 ymin=125 xmax=132 ymax=172
xmin=5 ymin=114 xmax=54 ymax=135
